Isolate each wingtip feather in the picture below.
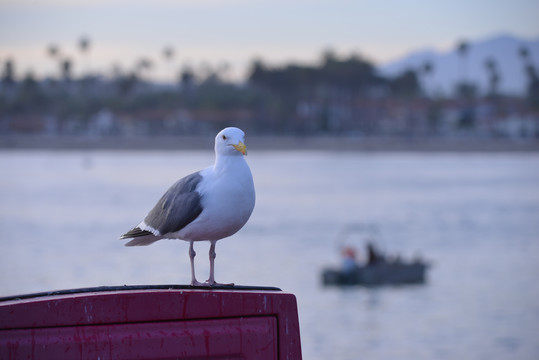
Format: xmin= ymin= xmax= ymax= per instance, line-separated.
xmin=120 ymin=227 xmax=153 ymax=239
xmin=120 ymin=226 xmax=161 ymax=246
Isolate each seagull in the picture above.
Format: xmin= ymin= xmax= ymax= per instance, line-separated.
xmin=120 ymin=127 xmax=255 ymax=286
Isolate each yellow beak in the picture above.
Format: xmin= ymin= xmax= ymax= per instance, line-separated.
xmin=232 ymin=141 xmax=247 ymax=155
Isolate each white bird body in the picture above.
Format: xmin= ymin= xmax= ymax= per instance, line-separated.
xmin=170 ymin=155 xmax=255 ymax=241
xmin=120 ymin=127 xmax=255 ymax=286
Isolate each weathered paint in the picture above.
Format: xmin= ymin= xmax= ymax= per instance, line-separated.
xmin=0 ymin=288 xmax=302 ymax=359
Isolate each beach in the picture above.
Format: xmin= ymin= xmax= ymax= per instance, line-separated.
xmin=1 ymin=134 xmax=538 ymax=152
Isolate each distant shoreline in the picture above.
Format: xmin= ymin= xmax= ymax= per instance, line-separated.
xmin=1 ymin=134 xmax=538 ymax=152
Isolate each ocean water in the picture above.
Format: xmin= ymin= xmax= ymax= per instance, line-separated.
xmin=1 ymin=150 xmax=538 ymax=359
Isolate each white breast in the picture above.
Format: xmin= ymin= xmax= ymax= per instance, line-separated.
xmin=175 ymin=157 xmax=255 ymax=241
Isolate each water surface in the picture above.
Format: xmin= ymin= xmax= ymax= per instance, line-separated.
xmin=1 ymin=150 xmax=538 ymax=359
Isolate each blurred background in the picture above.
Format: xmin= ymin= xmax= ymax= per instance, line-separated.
xmin=1 ymin=1 xmax=539 ymax=359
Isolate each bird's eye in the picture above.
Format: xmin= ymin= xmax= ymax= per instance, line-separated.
xmin=222 ymin=135 xmax=227 ymax=140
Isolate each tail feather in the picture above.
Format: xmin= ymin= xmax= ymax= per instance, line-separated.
xmin=124 ymin=236 xmax=161 ymax=246
xmin=120 ymin=226 xmax=161 ymax=246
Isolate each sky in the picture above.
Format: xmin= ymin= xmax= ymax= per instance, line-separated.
xmin=1 ymin=0 xmax=538 ymax=82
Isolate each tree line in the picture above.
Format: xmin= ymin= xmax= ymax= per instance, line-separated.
xmin=1 ymin=38 xmax=538 ymax=136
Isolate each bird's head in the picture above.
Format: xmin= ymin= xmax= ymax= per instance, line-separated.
xmin=215 ymin=127 xmax=248 ymax=156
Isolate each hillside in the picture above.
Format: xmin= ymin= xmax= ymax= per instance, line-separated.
xmin=378 ymin=34 xmax=539 ymax=96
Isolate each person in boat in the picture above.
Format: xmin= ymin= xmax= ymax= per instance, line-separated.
xmin=366 ymin=242 xmax=383 ymax=265
xmin=341 ymin=246 xmax=359 ymax=273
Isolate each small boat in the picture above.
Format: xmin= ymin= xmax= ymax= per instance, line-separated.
xmin=321 ymin=224 xmax=430 ymax=286
xmin=322 ymin=260 xmax=429 ymax=286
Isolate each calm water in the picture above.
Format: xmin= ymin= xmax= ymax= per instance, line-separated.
xmin=1 ymin=150 xmax=539 ymax=359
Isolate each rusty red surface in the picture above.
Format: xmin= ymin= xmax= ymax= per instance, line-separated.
xmin=0 ymin=288 xmax=302 ymax=359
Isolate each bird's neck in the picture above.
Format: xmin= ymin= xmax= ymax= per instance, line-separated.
xmin=213 ymin=154 xmax=246 ymax=175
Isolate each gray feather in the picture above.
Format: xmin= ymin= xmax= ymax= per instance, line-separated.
xmin=143 ymin=171 xmax=203 ymax=235
xmin=124 ymin=235 xmax=161 ymax=246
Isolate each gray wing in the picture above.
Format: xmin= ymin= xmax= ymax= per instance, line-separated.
xmin=121 ymin=172 xmax=203 ymax=239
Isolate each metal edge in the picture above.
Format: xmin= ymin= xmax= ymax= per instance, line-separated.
xmin=0 ymin=284 xmax=283 ymax=302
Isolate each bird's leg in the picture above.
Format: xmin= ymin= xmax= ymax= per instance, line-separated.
xmin=189 ymin=241 xmax=204 ymax=286
xmin=206 ymin=240 xmax=234 ymax=287
xmin=207 ymin=240 xmax=217 ymax=285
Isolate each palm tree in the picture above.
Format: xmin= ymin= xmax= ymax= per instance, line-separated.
xmin=179 ymin=65 xmax=195 ymax=89
xmin=61 ymin=58 xmax=73 ymax=81
xmin=47 ymin=44 xmax=61 ymax=79
xmin=162 ymin=46 xmax=175 ymax=83
xmin=79 ymin=36 xmax=90 ymax=53
xmin=456 ymin=40 xmax=469 ymax=84
xmin=163 ymin=46 xmax=174 ymax=61
xmin=454 ymin=40 xmax=479 ymax=99
xmin=78 ymin=36 xmax=91 ymax=78
xmin=47 ymin=44 xmax=59 ymax=59
xmin=484 ymin=57 xmax=499 ymax=97
xmin=421 ymin=60 xmax=433 ymax=97
xmin=2 ymin=58 xmax=15 ymax=86
xmin=518 ymin=45 xmax=539 ymax=104
xmin=135 ymin=58 xmax=153 ymax=82
xmin=524 ymin=64 xmax=539 ymax=108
